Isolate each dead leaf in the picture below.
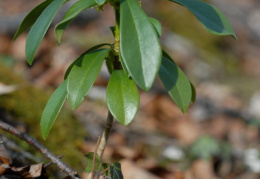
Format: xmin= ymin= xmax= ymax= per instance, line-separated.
xmin=29 ymin=163 xmax=43 ymax=178
xmin=0 ymin=143 xmax=11 ymax=164
xmin=0 ymin=143 xmax=11 ymax=175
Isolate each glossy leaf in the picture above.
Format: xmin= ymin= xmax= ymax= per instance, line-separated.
xmin=110 ymin=162 xmax=123 ymax=179
xmin=84 ymin=152 xmax=101 ymax=173
xmin=120 ymin=0 xmax=162 ymax=91
xmin=149 ymin=17 xmax=162 ymax=37
xmin=40 ymin=80 xmax=67 ymax=140
xmin=67 ymin=49 xmax=110 ymax=109
xmin=159 ymin=56 xmax=192 ymax=113
xmin=55 ymin=0 xmax=96 ymax=43
xmin=25 ymin=0 xmax=66 ymax=65
xmin=106 ymin=70 xmax=139 ymax=125
xmin=14 ymin=0 xmax=54 ymax=40
xmin=170 ymin=0 xmax=237 ymax=39
xmin=164 ymin=50 xmax=196 ymax=103
xmin=96 ymin=0 xmax=106 ymax=5
xmin=119 ymin=52 xmax=130 ymax=77
xmin=64 ymin=43 xmax=112 ymax=79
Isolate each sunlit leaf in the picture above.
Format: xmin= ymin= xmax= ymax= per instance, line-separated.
xmin=26 ymin=0 xmax=67 ymax=65
xmin=40 ymin=80 xmax=67 ymax=140
xmin=170 ymin=0 xmax=237 ymax=39
xmin=64 ymin=43 xmax=112 ymax=79
xmin=106 ymin=70 xmax=139 ymax=125
xmin=67 ymin=49 xmax=110 ymax=110
xmin=120 ymin=0 xmax=162 ymax=91
xmin=14 ymin=0 xmax=54 ymax=40
xmin=55 ymin=0 xmax=96 ymax=43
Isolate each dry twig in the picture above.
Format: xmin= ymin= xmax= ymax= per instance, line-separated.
xmin=0 ymin=120 xmax=81 ymax=179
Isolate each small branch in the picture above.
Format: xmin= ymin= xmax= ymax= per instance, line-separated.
xmin=0 ymin=120 xmax=80 ymax=179
xmin=91 ymin=137 xmax=101 ymax=179
xmin=96 ymin=111 xmax=114 ymax=159
xmin=101 ymin=166 xmax=110 ymax=175
xmin=44 ymin=155 xmax=63 ymax=168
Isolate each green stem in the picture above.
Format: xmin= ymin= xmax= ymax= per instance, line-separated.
xmin=114 ymin=4 xmax=120 ymax=57
xmin=89 ymin=4 xmax=120 ymax=179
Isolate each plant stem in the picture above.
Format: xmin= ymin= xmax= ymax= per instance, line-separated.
xmin=95 ymin=4 xmax=120 ymax=159
xmin=87 ymin=112 xmax=113 ymax=179
xmin=114 ymin=3 xmax=120 ymax=57
xmin=96 ymin=111 xmax=114 ymax=159
xmin=88 ymin=5 xmax=120 ymax=179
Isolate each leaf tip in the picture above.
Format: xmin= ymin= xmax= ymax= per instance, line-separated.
xmin=41 ymin=128 xmax=48 ymax=140
xmin=42 ymin=135 xmax=47 ymax=141
xmin=13 ymin=35 xmax=18 ymax=41
xmin=54 ymin=25 xmax=63 ymax=44
xmin=232 ymin=33 xmax=238 ymax=40
xmin=67 ymin=95 xmax=79 ymax=110
xmin=181 ymin=107 xmax=188 ymax=114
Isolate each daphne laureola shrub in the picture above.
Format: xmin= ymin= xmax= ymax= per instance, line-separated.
xmin=14 ymin=0 xmax=236 ymax=177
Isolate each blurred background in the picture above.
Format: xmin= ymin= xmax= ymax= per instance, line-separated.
xmin=1 ymin=0 xmax=260 ymax=178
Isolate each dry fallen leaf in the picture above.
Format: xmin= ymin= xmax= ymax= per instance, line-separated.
xmin=28 ymin=163 xmax=43 ymax=178
xmin=0 ymin=143 xmax=11 ymax=175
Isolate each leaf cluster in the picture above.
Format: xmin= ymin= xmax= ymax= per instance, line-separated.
xmin=14 ymin=0 xmax=236 ymax=140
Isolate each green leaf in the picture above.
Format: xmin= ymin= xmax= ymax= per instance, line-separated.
xmin=169 ymin=0 xmax=237 ymax=39
xmin=190 ymin=82 xmax=196 ymax=102
xmin=64 ymin=43 xmax=112 ymax=79
xmin=40 ymin=80 xmax=67 ymax=140
xmin=119 ymin=53 xmax=130 ymax=77
xmin=110 ymin=162 xmax=123 ymax=179
xmin=105 ymin=51 xmax=115 ymax=74
xmin=190 ymin=136 xmax=220 ymax=160
xmin=95 ymin=0 xmax=106 ymax=5
xmin=149 ymin=17 xmax=162 ymax=37
xmin=120 ymin=0 xmax=162 ymax=91
xmin=84 ymin=152 xmax=101 ymax=173
xmin=101 ymin=163 xmax=110 ymax=176
xmin=25 ymin=0 xmax=67 ymax=65
xmin=159 ymin=56 xmax=192 ymax=113
xmin=13 ymin=0 xmax=54 ymax=41
xmin=67 ymin=49 xmax=110 ymax=110
xmin=106 ymin=70 xmax=139 ymax=125
xmin=55 ymin=0 xmax=96 ymax=43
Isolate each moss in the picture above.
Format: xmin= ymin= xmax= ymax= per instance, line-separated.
xmin=0 ymin=63 xmax=87 ymax=171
